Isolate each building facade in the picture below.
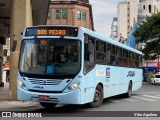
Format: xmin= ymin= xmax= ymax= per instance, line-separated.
xmin=47 ymin=0 xmax=94 ymax=30
xmin=117 ymin=0 xmax=138 ymax=41
xmin=139 ymin=0 xmax=160 ymax=14
xmin=110 ymin=17 xmax=118 ymax=41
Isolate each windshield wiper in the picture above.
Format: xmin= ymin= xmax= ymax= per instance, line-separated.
xmin=25 ymin=62 xmax=31 ymax=71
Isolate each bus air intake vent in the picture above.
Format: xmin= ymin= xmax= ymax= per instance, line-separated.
xmin=28 ymin=78 xmax=63 ymax=85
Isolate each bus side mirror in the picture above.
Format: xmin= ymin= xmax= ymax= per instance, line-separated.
xmin=12 ymin=40 xmax=17 ymax=52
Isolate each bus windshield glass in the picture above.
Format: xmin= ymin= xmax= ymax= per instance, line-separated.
xmin=19 ymin=39 xmax=81 ymax=75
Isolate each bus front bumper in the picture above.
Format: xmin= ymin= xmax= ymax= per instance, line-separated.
xmin=17 ymin=86 xmax=81 ymax=104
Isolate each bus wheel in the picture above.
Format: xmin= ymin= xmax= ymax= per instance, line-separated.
xmin=89 ymin=84 xmax=103 ymax=108
xmin=40 ymin=102 xmax=57 ymax=109
xmin=124 ymin=82 xmax=132 ymax=98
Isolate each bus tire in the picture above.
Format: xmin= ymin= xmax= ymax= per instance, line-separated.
xmin=124 ymin=82 xmax=132 ymax=98
xmin=89 ymin=84 xmax=103 ymax=108
xmin=40 ymin=102 xmax=57 ymax=109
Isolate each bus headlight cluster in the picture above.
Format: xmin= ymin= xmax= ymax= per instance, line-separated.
xmin=17 ymin=79 xmax=26 ymax=88
xmin=68 ymin=82 xmax=80 ymax=90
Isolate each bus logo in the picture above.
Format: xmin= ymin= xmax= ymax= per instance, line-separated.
xmin=43 ymin=80 xmax=47 ymax=84
xmin=127 ymin=71 xmax=135 ymax=77
xmin=33 ymin=86 xmax=44 ymax=89
xmin=106 ymin=68 xmax=110 ymax=78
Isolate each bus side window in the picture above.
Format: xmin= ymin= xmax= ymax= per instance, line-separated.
xmin=96 ymin=40 xmax=106 ymax=64
xmin=84 ymin=38 xmax=95 ymax=62
xmin=84 ymin=43 xmax=90 ymax=61
xmin=122 ymin=49 xmax=128 ymax=67
xmin=111 ymin=45 xmax=116 ymax=65
xmin=116 ymin=47 xmax=123 ymax=66
xmin=107 ymin=44 xmax=111 ymax=64
xmin=84 ymin=34 xmax=95 ymax=74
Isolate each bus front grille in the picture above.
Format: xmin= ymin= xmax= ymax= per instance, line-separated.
xmin=28 ymin=78 xmax=63 ymax=85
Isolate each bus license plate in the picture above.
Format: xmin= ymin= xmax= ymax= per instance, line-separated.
xmin=39 ymin=95 xmax=50 ymax=100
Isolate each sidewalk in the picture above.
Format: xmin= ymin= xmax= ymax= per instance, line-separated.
xmin=0 ymin=82 xmax=38 ymax=109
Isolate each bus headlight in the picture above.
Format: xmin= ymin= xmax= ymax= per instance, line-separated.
xmin=17 ymin=79 xmax=26 ymax=89
xmin=72 ymin=83 xmax=78 ymax=89
xmin=17 ymin=79 xmax=22 ymax=86
xmin=68 ymin=82 xmax=80 ymax=90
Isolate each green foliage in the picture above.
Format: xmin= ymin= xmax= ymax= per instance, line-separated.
xmin=133 ymin=12 xmax=160 ymax=60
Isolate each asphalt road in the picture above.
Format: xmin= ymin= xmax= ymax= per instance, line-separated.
xmin=0 ymin=83 xmax=160 ymax=119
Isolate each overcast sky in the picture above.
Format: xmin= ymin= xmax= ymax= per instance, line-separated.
xmin=90 ymin=0 xmax=124 ymax=37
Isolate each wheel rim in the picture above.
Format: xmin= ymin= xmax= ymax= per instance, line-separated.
xmin=94 ymin=90 xmax=101 ymax=102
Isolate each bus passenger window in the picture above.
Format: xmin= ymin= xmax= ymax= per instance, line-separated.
xmin=84 ymin=43 xmax=90 ymax=61
xmin=96 ymin=40 xmax=106 ymax=64
xmin=84 ymin=38 xmax=95 ymax=62
xmin=84 ymin=35 xmax=95 ymax=74
xmin=107 ymin=44 xmax=111 ymax=64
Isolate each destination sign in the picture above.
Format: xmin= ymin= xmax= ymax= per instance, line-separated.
xmin=25 ymin=27 xmax=78 ymax=37
xmin=37 ymin=29 xmax=66 ymax=36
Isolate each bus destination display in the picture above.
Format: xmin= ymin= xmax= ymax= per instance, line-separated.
xmin=25 ymin=27 xmax=78 ymax=37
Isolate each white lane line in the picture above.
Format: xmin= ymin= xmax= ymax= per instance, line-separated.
xmin=132 ymin=96 xmax=157 ymax=101
xmin=142 ymin=95 xmax=160 ymax=99
xmin=139 ymin=92 xmax=160 ymax=94
xmin=124 ymin=99 xmax=138 ymax=102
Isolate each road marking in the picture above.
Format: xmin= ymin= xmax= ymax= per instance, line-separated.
xmin=132 ymin=96 xmax=157 ymax=101
xmin=139 ymin=92 xmax=160 ymax=94
xmin=142 ymin=95 xmax=160 ymax=99
xmin=124 ymin=99 xmax=138 ymax=102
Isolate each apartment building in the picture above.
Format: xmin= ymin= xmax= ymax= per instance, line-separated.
xmin=47 ymin=0 xmax=94 ymax=30
xmin=117 ymin=0 xmax=138 ymax=40
xmin=110 ymin=17 xmax=118 ymax=41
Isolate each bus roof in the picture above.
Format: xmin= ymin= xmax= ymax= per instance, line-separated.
xmin=79 ymin=27 xmax=142 ymax=55
xmin=23 ymin=25 xmax=142 ymax=55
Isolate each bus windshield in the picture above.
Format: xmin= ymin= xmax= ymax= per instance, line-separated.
xmin=19 ymin=39 xmax=81 ymax=76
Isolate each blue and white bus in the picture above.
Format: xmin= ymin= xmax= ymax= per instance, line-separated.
xmin=17 ymin=26 xmax=142 ymax=108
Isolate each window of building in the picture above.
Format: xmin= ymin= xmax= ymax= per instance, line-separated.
xmin=56 ymin=10 xmax=61 ymax=19
xmin=77 ymin=11 xmax=81 ymax=19
xmin=62 ymin=10 xmax=67 ymax=19
xmin=143 ymin=5 xmax=145 ymax=10
xmin=48 ymin=10 xmax=50 ymax=19
xmin=149 ymin=5 xmax=152 ymax=13
xmin=82 ymin=11 xmax=86 ymax=21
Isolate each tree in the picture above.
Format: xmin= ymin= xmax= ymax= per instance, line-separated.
xmin=133 ymin=12 xmax=160 ymax=60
